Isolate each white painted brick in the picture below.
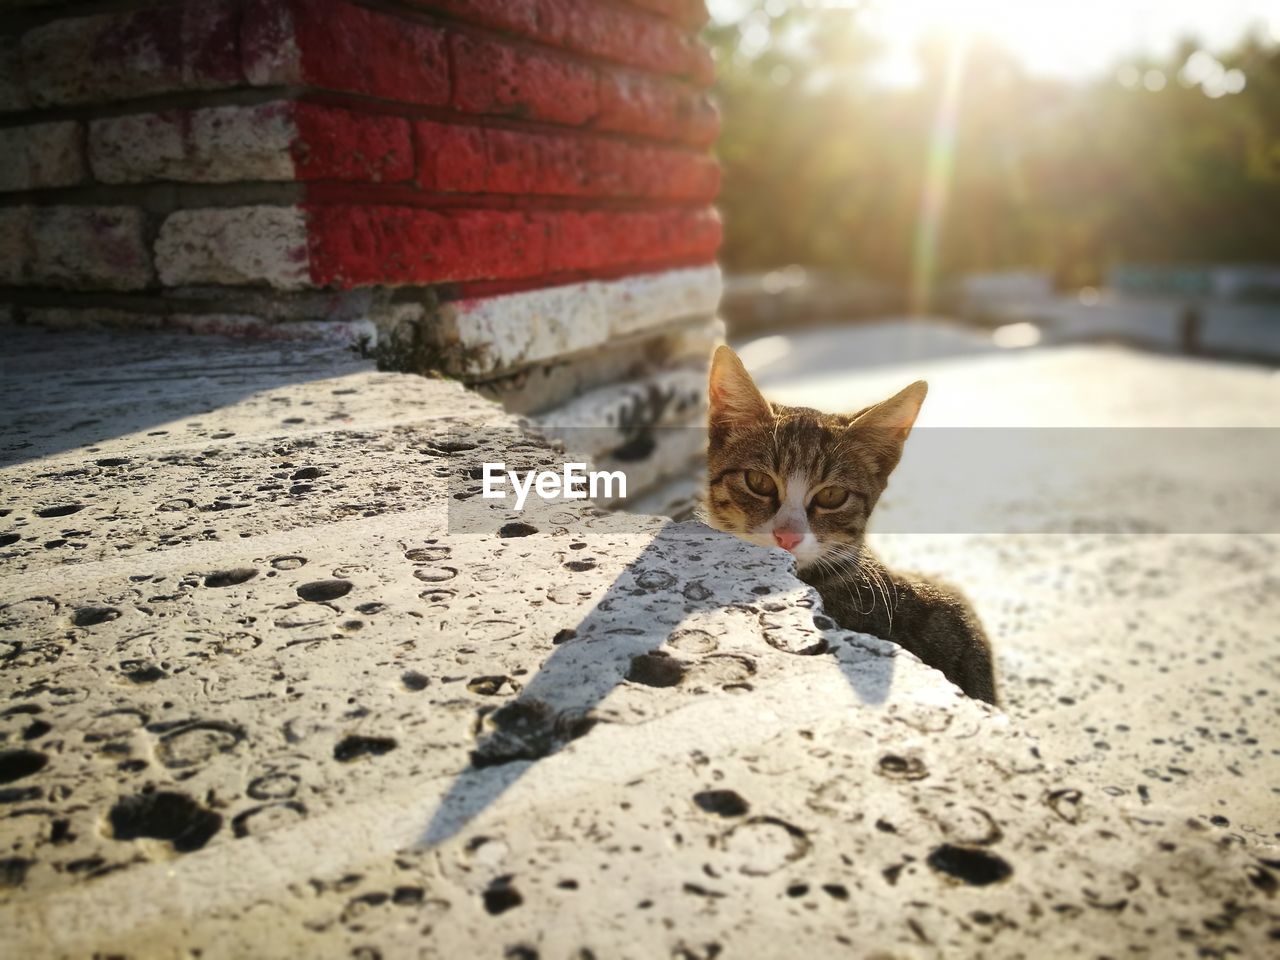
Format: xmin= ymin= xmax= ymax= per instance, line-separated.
xmin=534 ymin=367 xmax=706 ymax=457
xmin=156 ymin=206 xmax=310 ymax=290
xmin=432 ymin=265 xmax=723 ymax=375
xmin=90 ymin=104 xmax=298 ymax=185
xmin=19 ymin=3 xmax=242 ymax=107
xmin=0 ymin=121 xmax=85 ymax=192
xmin=31 ymin=206 xmax=151 ymax=290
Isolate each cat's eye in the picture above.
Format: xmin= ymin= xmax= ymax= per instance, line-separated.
xmin=743 ymin=470 xmax=777 ymax=497
xmin=812 ymin=485 xmax=849 ymax=509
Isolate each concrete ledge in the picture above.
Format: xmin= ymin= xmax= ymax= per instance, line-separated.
xmin=532 ymin=366 xmax=704 ymax=458
xmin=21 ymin=307 xmax=377 ymax=348
xmin=471 ymin=315 xmax=721 ymax=415
xmin=431 ymin=264 xmax=722 ymax=376
xmin=0 ymin=330 xmax=1275 ymax=957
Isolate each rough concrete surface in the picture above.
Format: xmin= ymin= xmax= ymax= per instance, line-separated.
xmin=1 ymin=330 xmax=1277 ymax=958
xmin=432 ymin=266 xmax=723 ymax=377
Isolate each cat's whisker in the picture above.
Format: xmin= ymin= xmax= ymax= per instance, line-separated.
xmin=823 ymin=544 xmax=878 ymax=617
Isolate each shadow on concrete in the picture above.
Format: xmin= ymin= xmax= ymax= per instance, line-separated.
xmin=419 ymin=521 xmax=893 ymax=845
xmin=0 ymin=327 xmax=367 ymax=468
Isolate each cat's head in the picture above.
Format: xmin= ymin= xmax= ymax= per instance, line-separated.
xmin=702 ymin=345 xmax=926 ymax=571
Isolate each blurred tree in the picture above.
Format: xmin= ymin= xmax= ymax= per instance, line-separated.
xmin=707 ymin=2 xmax=1280 ymax=296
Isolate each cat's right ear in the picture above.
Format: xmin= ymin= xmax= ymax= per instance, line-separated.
xmin=709 ymin=345 xmax=771 ymax=427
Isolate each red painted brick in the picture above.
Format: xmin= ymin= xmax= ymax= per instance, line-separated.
xmin=408 ymin=0 xmax=712 ymax=82
xmin=626 ymin=145 xmax=720 ymax=201
xmin=410 ymin=0 xmax=539 ymax=35
xmin=306 ymin=205 xmax=548 ymax=288
xmin=453 ymin=208 xmax=550 ymax=281
xmin=414 ymin=120 xmax=718 ymax=200
xmin=541 ymin=207 xmax=719 ymax=273
xmin=293 ymin=104 xmax=414 ymax=182
xmin=484 ymin=129 xmax=541 ymax=193
xmin=686 ymin=42 xmax=715 ymax=87
xmin=416 ymin=121 xmax=488 ymax=192
xmin=297 ymin=1 xmax=449 ymax=105
xmin=624 ymin=0 xmax=709 ymax=28
xmin=536 ymin=0 xmax=693 ymax=77
xmin=596 ymin=70 xmax=718 ymax=145
xmin=451 ymin=33 xmax=597 ymax=126
xmin=244 ymin=0 xmax=450 ymax=105
xmin=305 ymin=203 xmax=717 ymax=288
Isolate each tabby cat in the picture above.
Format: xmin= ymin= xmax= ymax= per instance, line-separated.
xmin=702 ymin=345 xmax=998 ymax=704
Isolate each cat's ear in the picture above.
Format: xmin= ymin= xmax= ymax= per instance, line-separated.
xmin=709 ymin=345 xmax=771 ymax=427
xmin=851 ymin=380 xmax=928 ymax=441
xmin=849 ymin=381 xmax=927 ymax=475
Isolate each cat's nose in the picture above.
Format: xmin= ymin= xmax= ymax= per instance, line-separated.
xmin=773 ymin=530 xmax=803 ymax=552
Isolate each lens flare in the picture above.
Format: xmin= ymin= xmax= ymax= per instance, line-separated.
xmin=909 ymin=35 xmax=969 ymax=315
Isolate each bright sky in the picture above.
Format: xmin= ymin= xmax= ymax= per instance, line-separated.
xmin=709 ymin=0 xmax=1280 ymax=84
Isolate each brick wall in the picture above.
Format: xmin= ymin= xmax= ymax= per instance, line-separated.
xmin=0 ymin=0 xmax=722 ymax=501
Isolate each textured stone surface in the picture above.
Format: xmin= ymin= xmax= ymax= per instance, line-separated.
xmin=0 ymin=330 xmax=1276 ymax=957
xmin=534 ymin=366 xmax=704 ymax=458
xmin=4 ymin=0 xmax=721 ymax=323
xmin=304 ymin=205 xmax=720 ymax=289
xmin=761 ymin=342 xmax=1280 ymax=846
xmin=155 ymin=206 xmax=309 ymax=290
xmin=89 ymin=105 xmax=296 ymax=185
xmin=288 ymin=0 xmax=450 ymax=106
xmin=426 ymin=0 xmax=705 ymax=78
xmin=596 ymin=68 xmax=720 ymax=146
xmin=450 ymin=31 xmax=598 ymax=126
xmin=30 ymin=206 xmax=151 ymax=291
xmin=18 ymin=2 xmax=242 ymax=107
xmin=415 ymin=120 xmax=719 ymax=200
xmin=0 ymin=121 xmax=85 ymax=192
xmin=431 ymin=265 xmax=723 ymax=376
xmin=19 ymin=307 xmax=376 ymax=349
xmin=471 ymin=316 xmax=721 ymax=415
xmin=88 ymin=102 xmax=414 ymax=185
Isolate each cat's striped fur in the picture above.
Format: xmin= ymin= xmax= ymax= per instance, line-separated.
xmin=702 ymin=345 xmax=998 ymax=704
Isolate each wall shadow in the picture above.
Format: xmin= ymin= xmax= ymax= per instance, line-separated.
xmin=419 ymin=521 xmax=895 ymax=846
xmin=0 ymin=326 xmax=370 ymax=468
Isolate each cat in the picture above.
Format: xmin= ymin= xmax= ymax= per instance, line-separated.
xmin=701 ymin=345 xmax=998 ymax=704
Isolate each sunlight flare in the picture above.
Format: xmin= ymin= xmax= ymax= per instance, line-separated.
xmin=909 ymin=34 xmax=968 ymax=315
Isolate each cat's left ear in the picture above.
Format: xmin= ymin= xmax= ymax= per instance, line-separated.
xmin=851 ymin=380 xmax=928 ymax=442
